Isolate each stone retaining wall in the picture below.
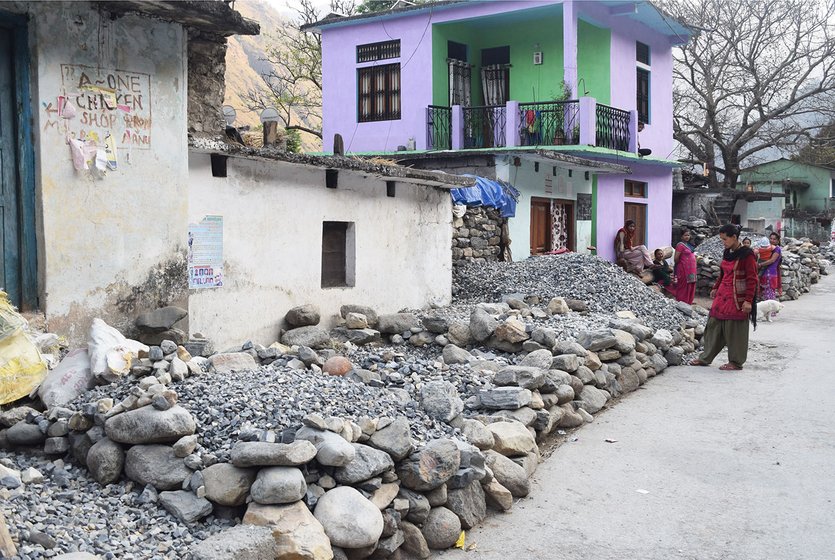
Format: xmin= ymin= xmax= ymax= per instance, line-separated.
xmin=452 ymin=207 xmax=508 ymax=266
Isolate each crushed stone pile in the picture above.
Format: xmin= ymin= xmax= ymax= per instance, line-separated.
xmin=452 ymin=253 xmax=692 ymax=331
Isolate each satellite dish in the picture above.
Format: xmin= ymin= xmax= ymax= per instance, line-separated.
xmin=222 ymin=105 xmax=237 ymax=126
xmin=260 ymin=107 xmax=280 ymax=124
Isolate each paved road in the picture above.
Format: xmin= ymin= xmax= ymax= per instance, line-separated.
xmin=439 ymin=274 xmax=835 ymax=560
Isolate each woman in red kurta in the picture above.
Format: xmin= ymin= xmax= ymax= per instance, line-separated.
xmin=690 ymin=224 xmax=758 ymax=370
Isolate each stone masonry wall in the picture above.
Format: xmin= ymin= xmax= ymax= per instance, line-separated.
xmin=187 ymin=31 xmax=227 ymax=135
xmin=452 ymin=207 xmax=508 ymax=266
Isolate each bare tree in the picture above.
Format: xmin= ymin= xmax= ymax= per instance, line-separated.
xmin=245 ymin=0 xmax=356 ymax=142
xmin=670 ymin=0 xmax=835 ymax=189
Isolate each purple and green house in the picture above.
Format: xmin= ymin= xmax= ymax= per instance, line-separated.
xmin=309 ymin=0 xmax=692 ymax=261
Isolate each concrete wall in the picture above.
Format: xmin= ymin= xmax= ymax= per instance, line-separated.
xmin=496 ymin=156 xmax=593 ymax=260
xmin=672 ymin=191 xmax=720 ymax=222
xmin=596 ymin=163 xmax=673 ymax=262
xmin=188 ymin=153 xmax=453 ymax=349
xmin=6 ymin=2 xmax=189 ymax=343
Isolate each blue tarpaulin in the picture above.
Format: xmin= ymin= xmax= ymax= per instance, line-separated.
xmin=450 ymin=176 xmax=520 ymax=218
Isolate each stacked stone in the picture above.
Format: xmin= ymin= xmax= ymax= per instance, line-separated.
xmin=695 ymin=236 xmax=828 ymax=298
xmin=452 ymin=206 xmax=506 ymax=266
xmin=672 ymin=218 xmax=718 ymax=247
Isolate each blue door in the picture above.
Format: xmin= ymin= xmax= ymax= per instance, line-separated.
xmin=0 ymin=14 xmax=37 ymax=310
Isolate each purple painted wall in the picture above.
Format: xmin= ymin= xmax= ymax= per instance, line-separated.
xmin=322 ymin=0 xmax=550 ymax=153
xmin=596 ymin=163 xmax=674 ymax=262
xmin=576 ymin=2 xmax=675 ymax=157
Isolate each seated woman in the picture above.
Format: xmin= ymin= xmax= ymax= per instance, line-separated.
xmin=650 ymin=248 xmax=675 ymax=289
xmin=615 ymin=220 xmax=653 ymax=273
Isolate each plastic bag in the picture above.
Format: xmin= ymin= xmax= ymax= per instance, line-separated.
xmin=37 ymin=349 xmax=93 ymax=409
xmin=0 ymin=331 xmax=48 ymax=405
xmin=88 ymin=318 xmax=148 ymax=383
xmin=0 ymin=291 xmax=27 ymax=342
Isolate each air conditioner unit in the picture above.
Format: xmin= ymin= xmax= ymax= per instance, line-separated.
xmin=533 ymin=52 xmax=543 ymax=65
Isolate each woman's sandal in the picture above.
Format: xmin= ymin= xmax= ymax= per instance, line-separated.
xmin=718 ymin=363 xmax=742 ymax=371
xmin=688 ymin=359 xmax=709 ymax=367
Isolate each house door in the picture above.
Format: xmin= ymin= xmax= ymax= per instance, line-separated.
xmin=624 ymin=202 xmax=647 ymax=246
xmin=0 ymin=31 xmax=22 ymax=305
xmin=530 ymin=198 xmax=551 ymax=255
xmin=0 ymin=17 xmax=36 ymax=310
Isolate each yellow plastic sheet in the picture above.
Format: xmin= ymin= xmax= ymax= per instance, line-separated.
xmin=0 ymin=292 xmax=47 ymax=405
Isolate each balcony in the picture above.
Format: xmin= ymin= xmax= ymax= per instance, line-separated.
xmin=425 ymin=97 xmax=636 ymax=153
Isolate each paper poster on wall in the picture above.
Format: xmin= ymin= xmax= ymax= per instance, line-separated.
xmin=188 ymin=215 xmax=224 ymax=289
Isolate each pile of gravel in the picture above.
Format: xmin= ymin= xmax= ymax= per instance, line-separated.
xmin=452 ymin=253 xmax=692 ymax=331
xmin=74 ymin=358 xmax=459 ymax=463
xmin=1 ymin=451 xmax=233 ymax=559
xmin=695 ymin=233 xmax=769 ymax=260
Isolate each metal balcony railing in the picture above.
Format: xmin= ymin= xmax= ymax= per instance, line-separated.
xmin=595 ymin=103 xmax=631 ymax=151
xmin=463 ymin=105 xmax=506 ymax=149
xmin=518 ymin=101 xmax=580 ymax=146
xmin=427 ymin=105 xmax=452 ymax=150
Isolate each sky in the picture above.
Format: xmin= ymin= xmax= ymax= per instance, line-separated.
xmin=267 ymin=0 xmax=340 ymax=17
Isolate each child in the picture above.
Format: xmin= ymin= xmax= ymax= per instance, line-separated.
xmin=650 ymin=248 xmax=675 ymax=288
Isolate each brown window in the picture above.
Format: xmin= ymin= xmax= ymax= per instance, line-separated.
xmin=357 ymin=40 xmax=400 ymax=63
xmin=322 ymin=222 xmax=355 ymax=288
xmin=624 ymin=180 xmax=647 ymax=198
xmin=358 ymin=64 xmax=401 ymax=122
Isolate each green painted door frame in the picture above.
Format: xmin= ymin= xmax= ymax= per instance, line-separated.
xmin=0 ymin=11 xmax=38 ymax=310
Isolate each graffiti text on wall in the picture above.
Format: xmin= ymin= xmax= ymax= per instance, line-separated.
xmin=60 ymin=64 xmax=152 ymax=150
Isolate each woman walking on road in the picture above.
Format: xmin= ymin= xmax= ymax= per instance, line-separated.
xmin=690 ymin=224 xmax=758 ymax=370
xmin=671 ymin=228 xmax=697 ymax=304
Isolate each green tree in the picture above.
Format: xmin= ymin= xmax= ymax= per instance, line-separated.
xmin=669 ymin=0 xmax=835 ymax=189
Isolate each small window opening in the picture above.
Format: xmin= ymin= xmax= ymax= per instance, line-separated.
xmin=326 ymin=169 xmax=339 ymax=189
xmin=386 ymin=181 xmax=396 ymax=197
xmin=534 ymin=162 xmax=539 ymax=173
xmin=322 ymin=222 xmax=356 ymax=288
xmin=210 ymin=154 xmax=227 ymax=177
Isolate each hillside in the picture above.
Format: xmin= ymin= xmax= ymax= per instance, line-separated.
xmin=224 ymin=0 xmax=321 ymax=151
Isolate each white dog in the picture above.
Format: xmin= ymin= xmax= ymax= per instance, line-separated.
xmin=758 ymin=300 xmax=784 ymax=322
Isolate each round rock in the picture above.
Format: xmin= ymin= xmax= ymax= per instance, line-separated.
xmin=314 ymin=486 xmax=384 ymax=549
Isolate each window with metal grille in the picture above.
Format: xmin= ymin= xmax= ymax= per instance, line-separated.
xmin=321 ymin=221 xmax=356 ymax=288
xmin=636 ymin=68 xmax=650 ymax=124
xmin=624 ymin=179 xmax=648 ymax=198
xmin=357 ymin=40 xmax=400 ymax=63
xmin=358 ymin=64 xmax=401 ymax=122
xmin=636 ymin=41 xmax=650 ymax=65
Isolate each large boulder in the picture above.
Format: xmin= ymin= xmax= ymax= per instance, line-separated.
xmin=446 ymin=321 xmax=472 ymax=347
xmin=282 ymin=326 xmax=331 ymax=350
xmin=487 ymin=421 xmax=536 ymax=458
xmin=340 ymin=304 xmax=379 ymax=328
xmin=400 ymin=521 xmax=431 ymax=559
xmin=124 ymin=445 xmax=191 ymax=490
xmin=296 ymin=427 xmax=356 ymax=467
xmin=577 ymin=330 xmax=617 ymax=352
xmin=484 ymin=450 xmax=530 ymax=498
xmin=421 ymin=507 xmax=461 ymax=550
xmin=85 ymin=438 xmax=124 ymax=485
xmin=612 ymin=329 xmax=637 ymax=353
xmin=202 ymin=463 xmax=257 ymax=506
xmin=469 ymin=308 xmax=498 ymax=343
xmin=6 ymin=422 xmax=46 ymax=447
xmin=230 ymin=440 xmax=317 ymax=467
xmin=377 ymin=313 xmax=421 ymax=335
xmin=397 ymin=439 xmax=460 ymax=491
xmin=285 ymin=304 xmax=321 ymax=327
xmin=519 ymin=349 xmax=554 ymax=370
xmin=333 ymin=444 xmax=394 ymax=485
xmin=136 ymin=306 xmax=188 ymax=332
xmin=445 ymin=480 xmax=487 ymax=529
xmin=243 ymin=501 xmax=333 ymax=560
xmin=314 ymin=486 xmax=384 ymax=549
xmin=250 ymin=466 xmax=307 ymax=505
xmin=420 ymin=381 xmax=464 ymax=423
xmin=493 ymin=366 xmax=545 ymax=390
xmin=493 ymin=319 xmax=529 ymax=344
xmin=461 ymin=419 xmax=494 ymax=451
xmin=105 ymin=406 xmax=195 ymax=445
xmin=442 ymin=344 xmax=472 ymax=365
xmin=159 ymin=490 xmax=213 ymax=523
xmin=209 ymin=352 xmax=257 ymax=374
xmin=367 ymin=417 xmax=412 ymax=461
xmin=190 ymin=525 xmax=277 ymax=560
xmin=577 ymin=385 xmax=608 ymax=415
xmin=478 ymin=387 xmax=532 ymax=410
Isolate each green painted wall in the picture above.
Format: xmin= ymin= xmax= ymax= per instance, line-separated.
xmin=432 ymin=12 xmax=565 ymax=107
xmin=577 ymin=19 xmax=610 ymax=105
xmin=741 ymin=160 xmax=835 ymax=212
